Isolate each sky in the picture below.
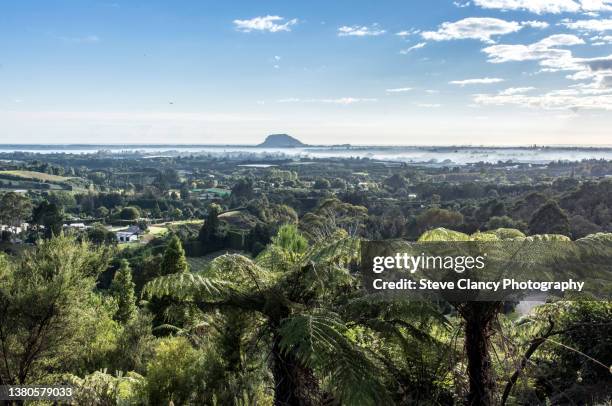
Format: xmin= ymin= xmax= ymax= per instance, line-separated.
xmin=1 ymin=0 xmax=611 ymax=146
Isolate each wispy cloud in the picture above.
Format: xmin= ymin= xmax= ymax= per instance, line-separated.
xmin=59 ymin=35 xmax=100 ymax=44
xmin=560 ymin=18 xmax=612 ymax=31
xmin=277 ymin=97 xmax=378 ymax=104
xmin=522 ymin=20 xmax=550 ymax=28
xmin=400 ymin=42 xmax=426 ymax=54
xmin=591 ymin=34 xmax=612 ymax=45
xmin=395 ymin=29 xmax=420 ymax=37
xmin=234 ymin=15 xmax=298 ymax=33
xmin=421 ymin=17 xmax=523 ymax=43
xmin=386 ymin=87 xmax=413 ymax=93
xmin=499 ymin=87 xmax=536 ymax=95
xmin=415 ymin=103 xmax=442 ymax=108
xmin=481 ymin=34 xmax=584 ymax=68
xmin=338 ymin=24 xmax=386 ymax=37
xmin=473 ymin=87 xmax=612 ymax=111
xmin=472 ymin=0 xmax=612 ymax=14
xmin=449 ymin=77 xmax=505 ymax=86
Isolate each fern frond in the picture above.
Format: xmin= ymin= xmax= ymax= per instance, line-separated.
xmin=418 ymin=228 xmax=470 ymax=242
xmin=278 ymin=309 xmax=391 ymax=406
xmin=210 ymin=254 xmax=274 ymax=293
xmin=302 ymin=236 xmax=361 ymax=268
xmin=142 ymin=271 xmax=228 ymax=300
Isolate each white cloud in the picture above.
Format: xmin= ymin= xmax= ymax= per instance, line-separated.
xmin=449 ymin=77 xmax=505 ymax=86
xmin=473 ymin=89 xmax=612 ymax=110
xmin=578 ymin=0 xmax=612 ymax=11
xmin=591 ymin=34 xmax=612 ymax=44
xmin=561 ymin=18 xmax=612 ymax=31
xmin=499 ymin=86 xmax=536 ymax=95
xmin=234 ymin=16 xmax=298 ymax=33
xmin=454 ymin=1 xmax=472 ymax=7
xmin=522 ymin=20 xmax=550 ymax=28
xmin=386 ymin=87 xmax=413 ymax=92
xmin=473 ymin=54 xmax=612 ymax=111
xmin=421 ymin=17 xmax=523 ymax=43
xmin=395 ymin=29 xmax=420 ymax=37
xmin=472 ymin=0 xmax=612 ymax=13
xmin=277 ymin=97 xmax=378 ymax=104
xmin=338 ymin=24 xmax=386 ymax=37
xmin=481 ymin=34 xmax=584 ymax=71
xmin=400 ymin=42 xmax=427 ymax=54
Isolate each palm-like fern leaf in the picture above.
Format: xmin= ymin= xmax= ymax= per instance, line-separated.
xmin=143 ymin=271 xmax=228 ymax=300
xmin=278 ymin=309 xmax=391 ymax=406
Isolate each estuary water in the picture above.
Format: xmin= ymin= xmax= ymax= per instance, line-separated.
xmin=1 ymin=145 xmax=611 ymax=165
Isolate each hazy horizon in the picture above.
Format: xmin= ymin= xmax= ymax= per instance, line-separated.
xmin=1 ymin=1 xmax=612 ymax=145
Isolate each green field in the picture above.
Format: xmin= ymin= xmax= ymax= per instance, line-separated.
xmin=0 ymin=170 xmax=73 ymax=183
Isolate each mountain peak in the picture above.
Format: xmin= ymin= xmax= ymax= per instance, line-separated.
xmin=257 ymin=134 xmax=306 ymax=148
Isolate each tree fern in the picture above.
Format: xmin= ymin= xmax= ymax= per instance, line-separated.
xmin=278 ymin=309 xmax=391 ymax=405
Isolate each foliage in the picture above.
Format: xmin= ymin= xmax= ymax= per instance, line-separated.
xmin=160 ymin=235 xmax=189 ymax=275
xmin=0 ymin=236 xmax=110 ymax=384
xmin=0 ymin=192 xmax=31 ymax=226
xmin=145 ymin=336 xmax=204 ymax=405
xmin=111 ymin=260 xmax=138 ymax=323
xmin=529 ymin=201 xmax=571 ymax=236
xmin=67 ymin=369 xmax=147 ymax=405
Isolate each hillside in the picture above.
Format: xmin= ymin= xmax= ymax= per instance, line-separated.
xmin=257 ymin=134 xmax=306 ymax=148
xmin=0 ymin=170 xmax=73 ymax=182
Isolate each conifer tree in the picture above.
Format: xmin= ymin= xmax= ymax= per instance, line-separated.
xmin=111 ymin=259 xmax=137 ymax=323
xmin=161 ymin=235 xmax=189 ymax=275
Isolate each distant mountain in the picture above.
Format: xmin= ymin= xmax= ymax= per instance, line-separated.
xmin=257 ymin=134 xmax=306 ymax=148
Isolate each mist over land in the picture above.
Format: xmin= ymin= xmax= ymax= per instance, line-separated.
xmin=1 ymin=134 xmax=612 ymax=165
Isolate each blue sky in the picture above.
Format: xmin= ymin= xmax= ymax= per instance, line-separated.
xmin=1 ymin=0 xmax=611 ymax=145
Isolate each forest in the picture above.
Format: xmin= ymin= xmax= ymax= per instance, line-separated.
xmin=0 ymin=150 xmax=610 ymax=405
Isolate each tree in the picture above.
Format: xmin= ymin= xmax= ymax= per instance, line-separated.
xmin=120 ymin=206 xmax=140 ymax=220
xmin=110 ymin=260 xmax=137 ymax=323
xmin=87 ymin=223 xmax=116 ymax=245
xmin=485 ymin=215 xmax=527 ymax=232
xmin=0 ymin=236 xmax=110 ymax=384
xmin=384 ymin=174 xmax=408 ymax=191
xmin=146 ymin=337 xmax=202 ymax=405
xmin=199 ymin=203 xmax=223 ymax=249
xmin=529 ymin=201 xmax=570 ymax=236
xmin=32 ymin=200 xmax=64 ymax=238
xmin=417 ymin=228 xmax=612 ymax=405
xmin=145 ymin=227 xmax=390 ymax=405
xmin=161 ymin=235 xmax=189 ymax=275
xmin=231 ymin=178 xmax=254 ymax=202
xmin=415 ymin=207 xmax=463 ymax=234
xmin=300 ymin=198 xmax=368 ymax=239
xmin=0 ymin=192 xmax=31 ymax=226
xmin=95 ymin=206 xmax=109 ymax=219
xmin=313 ymin=178 xmax=331 ymax=189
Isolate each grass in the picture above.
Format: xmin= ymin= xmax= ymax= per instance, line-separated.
xmin=148 ymin=226 xmax=169 ymax=236
xmin=187 ymin=249 xmax=247 ymax=272
xmin=0 ymin=170 xmax=73 ymax=183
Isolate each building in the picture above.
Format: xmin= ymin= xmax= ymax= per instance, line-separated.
xmin=198 ymin=187 xmax=231 ymax=201
xmin=116 ymin=231 xmax=139 ymax=243
xmin=115 ymin=225 xmax=141 ymax=243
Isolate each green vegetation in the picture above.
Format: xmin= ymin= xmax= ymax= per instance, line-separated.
xmin=0 ymin=151 xmax=610 ymax=404
xmin=0 ymin=169 xmax=74 ymax=182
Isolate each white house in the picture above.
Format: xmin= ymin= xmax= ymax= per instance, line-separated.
xmin=116 ymin=231 xmax=138 ymax=243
